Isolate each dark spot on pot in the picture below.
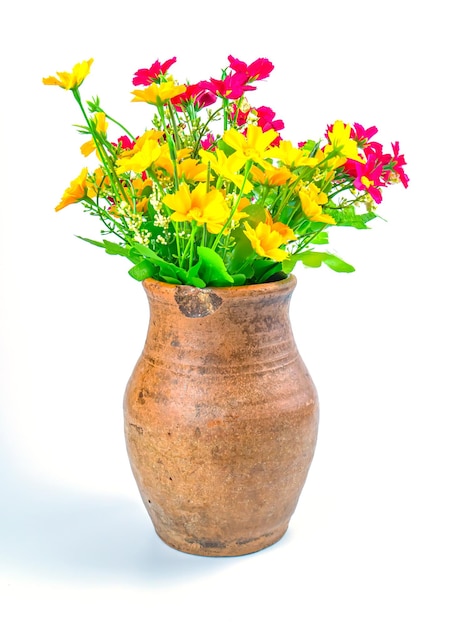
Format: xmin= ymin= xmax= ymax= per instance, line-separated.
xmin=170 ymin=338 xmax=181 ymax=347
xmin=148 ymin=500 xmax=151 ymax=504
xmin=186 ymin=538 xmax=227 ymax=549
xmin=195 ymin=427 xmax=201 ymax=438
xmin=236 ymin=531 xmax=274 ymax=545
xmin=167 ymin=431 xmax=171 ymax=436
xmin=174 ymin=287 xmax=223 ymax=318
xmin=129 ymin=423 xmax=143 ymax=435
xmin=169 ymin=476 xmax=173 ymax=481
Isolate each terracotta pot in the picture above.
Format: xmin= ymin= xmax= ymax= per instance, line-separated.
xmin=123 ymin=275 xmax=319 ymax=556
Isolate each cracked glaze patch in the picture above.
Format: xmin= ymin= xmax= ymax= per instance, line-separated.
xmin=174 ymin=287 xmax=223 ymax=318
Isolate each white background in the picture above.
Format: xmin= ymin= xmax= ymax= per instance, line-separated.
xmin=1 ymin=1 xmax=469 ymax=624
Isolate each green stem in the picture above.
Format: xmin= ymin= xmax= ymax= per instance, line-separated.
xmin=168 ymin=103 xmax=181 ymax=151
xmin=211 ymin=159 xmax=252 ymax=251
xmin=72 ymin=88 xmax=130 ymax=205
xmin=194 ymin=104 xmax=225 ymax=152
xmin=295 ymin=225 xmax=328 ymax=253
xmin=102 ymin=113 xmax=135 ymax=141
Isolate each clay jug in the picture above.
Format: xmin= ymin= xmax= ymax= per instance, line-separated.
xmin=124 ymin=275 xmax=319 ymax=556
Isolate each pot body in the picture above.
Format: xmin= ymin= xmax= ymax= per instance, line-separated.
xmin=124 ymin=275 xmax=319 ymax=556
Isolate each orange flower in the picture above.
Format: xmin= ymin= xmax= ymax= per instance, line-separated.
xmin=243 ymin=212 xmax=295 ymax=262
xmin=55 ymin=168 xmax=89 ymax=211
xmin=298 ymin=184 xmax=335 ymax=224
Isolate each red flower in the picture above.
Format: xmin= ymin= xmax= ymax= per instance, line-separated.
xmin=253 ymin=106 xmax=284 ymax=146
xmin=116 ymin=135 xmax=135 ymax=150
xmin=256 ymin=106 xmax=284 ymax=133
xmin=230 ymin=106 xmax=249 ymax=126
xmin=227 ymin=55 xmax=274 ymax=82
xmin=384 ymin=142 xmax=409 ymax=188
xmin=350 ymin=123 xmax=378 ymax=144
xmin=132 ymin=57 xmax=177 ymax=86
xmin=200 ymin=133 xmax=216 ymax=151
xmin=202 ymin=74 xmax=256 ymax=100
xmin=351 ymin=155 xmax=385 ymax=203
xmin=172 ymin=81 xmax=217 ymax=110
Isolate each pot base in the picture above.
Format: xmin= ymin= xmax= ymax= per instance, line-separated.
xmin=155 ymin=523 xmax=289 ymax=557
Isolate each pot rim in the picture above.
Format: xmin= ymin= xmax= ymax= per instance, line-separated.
xmin=142 ymin=273 xmax=297 ymax=299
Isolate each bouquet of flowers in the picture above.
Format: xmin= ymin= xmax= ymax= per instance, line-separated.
xmin=43 ymin=55 xmax=408 ymax=287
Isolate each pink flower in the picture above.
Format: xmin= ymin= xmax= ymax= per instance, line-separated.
xmin=200 ymin=133 xmax=216 ymax=151
xmin=116 ymin=135 xmax=135 ymax=150
xmin=227 ymin=55 xmax=274 ymax=82
xmin=350 ymin=123 xmax=378 ymax=145
xmin=351 ymin=155 xmax=385 ymax=203
xmin=201 ymin=74 xmax=256 ymax=100
xmin=254 ymin=106 xmax=284 ymax=146
xmin=256 ymin=106 xmax=284 ymax=133
xmin=132 ymin=57 xmax=177 ymax=86
xmin=229 ymin=102 xmax=251 ymax=126
xmin=384 ymin=142 xmax=409 ymax=188
xmin=172 ymin=81 xmax=217 ymax=110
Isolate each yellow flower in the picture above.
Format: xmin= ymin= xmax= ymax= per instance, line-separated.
xmin=176 ymin=158 xmax=208 ymax=183
xmin=243 ymin=212 xmax=295 ymax=262
xmin=116 ymin=131 xmax=164 ymax=174
xmin=222 ymin=126 xmax=278 ymax=166
xmin=326 ymin=120 xmax=364 ymax=163
xmin=199 ymin=148 xmax=253 ymax=192
xmin=250 ymin=163 xmax=295 ymax=187
xmin=55 ymin=168 xmax=89 ymax=211
xmin=163 ymin=182 xmax=230 ymax=234
xmin=128 ymin=177 xmax=153 ymax=212
xmin=315 ymin=147 xmax=345 ymax=170
xmin=80 ymin=112 xmax=108 ymax=156
xmin=266 ymin=140 xmax=318 ymax=169
xmin=87 ymin=167 xmax=111 ymax=198
xmin=298 ymin=184 xmax=335 ymax=224
xmin=131 ymin=80 xmax=186 ymax=105
xmin=43 ymin=59 xmax=93 ymax=90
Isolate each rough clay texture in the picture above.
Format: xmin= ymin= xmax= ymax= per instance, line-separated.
xmin=123 ymin=275 xmax=319 ymax=556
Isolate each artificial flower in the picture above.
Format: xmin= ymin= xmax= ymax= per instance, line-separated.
xmin=223 ymin=126 xmax=278 ymax=167
xmin=55 ymin=168 xmax=89 ymax=211
xmin=43 ymin=59 xmax=93 ymax=90
xmin=243 ymin=213 xmax=295 ymax=262
xmin=45 ymin=54 xmax=408 ymax=287
xmin=131 ymin=80 xmax=187 ymax=105
xmin=132 ymin=57 xmax=177 ymax=86
xmin=325 ymin=120 xmax=365 ymax=163
xmin=163 ymin=182 xmax=230 ymax=234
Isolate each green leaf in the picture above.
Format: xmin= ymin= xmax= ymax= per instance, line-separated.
xmin=77 ymin=236 xmax=133 ymax=259
xmin=130 ymin=242 xmax=184 ymax=281
xmin=329 ymin=207 xmax=377 ymax=229
xmin=130 ymin=242 xmax=167 ymax=264
xmin=231 ymin=274 xmax=248 ymax=286
xmin=128 ymin=259 xmax=157 ymax=281
xmin=102 ymin=240 xmax=132 ymax=257
xmin=76 ymin=236 xmax=106 ymax=249
xmin=283 ymin=251 xmax=355 ymax=274
xmin=320 ymin=254 xmax=355 ymax=273
xmin=257 ymin=262 xmax=284 ymax=283
xmin=158 ymin=274 xmax=182 ymax=285
xmin=311 ymin=232 xmax=329 ymax=245
xmin=186 ymin=276 xmax=206 ymax=288
xmin=186 ymin=261 xmax=206 ymax=288
xmin=197 ymin=246 xmax=234 ymax=287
